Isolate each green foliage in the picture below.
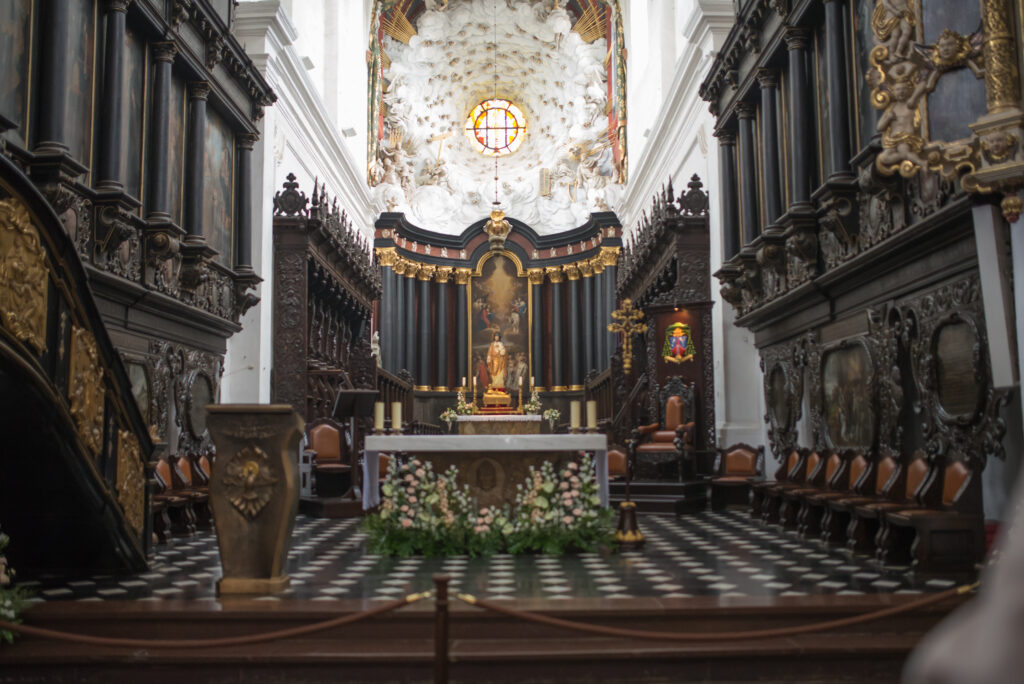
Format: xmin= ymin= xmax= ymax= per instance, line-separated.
xmin=363 ymin=454 xmax=615 ymax=557
xmin=0 ymin=525 xmax=29 ymax=646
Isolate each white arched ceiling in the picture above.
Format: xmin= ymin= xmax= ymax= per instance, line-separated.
xmin=370 ymin=0 xmax=621 ymax=235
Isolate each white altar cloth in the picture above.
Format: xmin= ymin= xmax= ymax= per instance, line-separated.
xmin=362 ymin=433 xmax=609 ymax=510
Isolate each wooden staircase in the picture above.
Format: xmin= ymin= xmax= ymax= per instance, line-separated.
xmin=609 ymin=480 xmax=709 ymax=514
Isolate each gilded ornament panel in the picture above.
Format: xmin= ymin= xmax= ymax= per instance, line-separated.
xmin=69 ymin=325 xmax=106 ymax=457
xmin=0 ymin=197 xmax=48 ymax=353
xmin=116 ymin=429 xmax=145 ymax=536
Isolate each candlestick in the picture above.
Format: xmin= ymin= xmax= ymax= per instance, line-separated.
xmin=373 ymin=402 xmax=385 ymax=431
xmin=586 ymin=400 xmax=597 ymax=429
xmin=391 ymin=401 xmax=402 ymax=433
xmin=570 ymin=401 xmax=581 ymax=429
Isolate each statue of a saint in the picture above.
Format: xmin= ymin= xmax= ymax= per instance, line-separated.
xmin=486 ymin=333 xmax=507 ymax=389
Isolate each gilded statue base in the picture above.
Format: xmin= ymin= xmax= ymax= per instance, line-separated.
xmin=480 ymin=389 xmax=513 ymax=414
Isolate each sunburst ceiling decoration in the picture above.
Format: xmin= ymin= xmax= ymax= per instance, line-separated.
xmin=368 ymin=0 xmax=624 ymax=235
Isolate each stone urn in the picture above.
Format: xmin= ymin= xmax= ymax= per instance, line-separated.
xmin=206 ymin=404 xmax=305 ymax=595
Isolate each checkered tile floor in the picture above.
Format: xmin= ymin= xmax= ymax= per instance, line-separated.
xmin=19 ymin=511 xmax=969 ymax=603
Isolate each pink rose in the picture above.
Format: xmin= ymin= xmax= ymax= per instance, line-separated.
xmin=568 ymin=462 xmax=579 ymax=471
xmin=401 ymin=464 xmax=410 ymax=472
xmin=573 ymin=508 xmax=583 ymax=516
xmin=409 ymin=496 xmax=417 ymax=503
xmin=559 ymin=482 xmax=569 ymax=490
xmin=405 ymin=474 xmax=414 ymax=482
xmin=570 ymin=476 xmax=580 ymax=485
xmin=407 ymin=510 xmax=416 ymax=518
xmin=400 ymin=504 xmax=409 ymax=512
xmin=484 ymin=515 xmax=493 ymax=524
xmin=570 ymin=489 xmax=580 ymax=498
xmin=415 ymin=468 xmax=425 ymax=478
xmin=412 ymin=459 xmax=422 ymax=468
xmin=562 ymin=515 xmax=573 ymax=524
xmin=563 ymin=469 xmax=572 ymax=478
xmin=480 ymin=507 xmax=489 ymax=516
xmin=406 ymin=486 xmax=415 ymax=494
xmin=401 ymin=518 xmax=412 ymax=528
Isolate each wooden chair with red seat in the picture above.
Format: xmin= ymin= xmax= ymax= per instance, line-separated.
xmin=845 ymin=450 xmax=930 ymax=554
xmin=880 ymin=456 xmax=985 ymax=571
xmin=154 ymin=457 xmax=195 ymax=536
xmin=635 ymin=382 xmax=697 ymax=481
xmin=754 ymin=448 xmax=811 ymax=524
xmin=608 ymin=448 xmax=628 ymax=481
xmin=307 ymin=418 xmax=352 ymax=498
xmin=173 ymin=454 xmax=212 ymax=530
xmin=779 ymin=449 xmax=848 ymax=530
xmin=821 ymin=451 xmax=898 ymax=544
xmin=709 ymin=443 xmax=763 ymax=511
xmin=796 ymin=450 xmax=864 ymax=538
xmin=750 ymin=448 xmax=803 ymax=519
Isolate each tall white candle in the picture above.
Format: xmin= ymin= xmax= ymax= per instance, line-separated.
xmin=461 ymin=376 xmax=466 ymax=388
xmin=391 ymin=401 xmax=402 ymax=431
xmin=530 ymin=376 xmax=535 ymax=387
xmin=374 ymin=402 xmax=385 ymax=430
xmin=586 ymin=400 xmax=597 ymax=428
xmin=570 ymin=401 xmax=581 ymax=428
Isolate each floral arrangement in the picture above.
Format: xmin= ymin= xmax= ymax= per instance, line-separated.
xmin=455 ymin=391 xmax=476 ymax=415
xmin=523 ymin=390 xmax=542 ymax=414
xmin=542 ymin=407 xmax=561 ymax=428
xmin=363 ymin=454 xmax=614 ymax=557
xmin=0 ymin=525 xmax=28 ymax=645
xmin=439 ymin=408 xmax=458 ymax=429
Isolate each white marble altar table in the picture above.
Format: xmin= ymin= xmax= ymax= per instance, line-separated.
xmin=362 ymin=433 xmax=609 ymax=510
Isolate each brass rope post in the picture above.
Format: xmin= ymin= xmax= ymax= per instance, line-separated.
xmin=434 ymin=574 xmax=451 ymax=684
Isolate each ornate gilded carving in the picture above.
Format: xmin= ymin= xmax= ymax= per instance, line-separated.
xmin=116 ymin=429 xmax=145 ymax=535
xmin=0 ymin=197 xmax=48 ymax=353
xmin=69 ymin=326 xmax=105 ymax=456
xmin=454 ymin=267 xmax=472 ymax=285
xmin=608 ymin=298 xmax=647 ymax=375
xmin=222 ymin=445 xmax=279 ymax=519
xmin=526 ymin=268 xmax=545 ymax=285
xmin=434 ymin=265 xmax=453 ymax=283
xmin=484 ymin=208 xmax=512 ymax=251
xmin=375 ymin=246 xmax=398 ymax=267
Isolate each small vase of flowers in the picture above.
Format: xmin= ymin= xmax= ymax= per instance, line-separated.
xmin=523 ymin=391 xmax=542 ymax=415
xmin=542 ymin=408 xmax=561 ymax=432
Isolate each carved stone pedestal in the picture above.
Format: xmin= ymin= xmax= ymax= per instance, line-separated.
xmin=206 ymin=404 xmax=305 ymax=595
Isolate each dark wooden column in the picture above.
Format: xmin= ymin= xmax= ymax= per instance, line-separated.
xmin=565 ymin=263 xmax=582 ymax=389
xmin=602 ymin=249 xmax=618 ymax=360
xmin=528 ymin=268 xmax=544 ymax=389
xmin=591 ymin=259 xmax=606 ymax=370
xmin=403 ymin=267 xmax=416 ymax=375
xmin=96 ymin=0 xmax=131 ymax=193
xmin=392 ymin=260 xmax=407 ymax=374
xmin=581 ymin=262 xmax=595 ymax=376
xmin=377 ymin=250 xmax=395 ymax=373
xmin=736 ymin=101 xmax=760 ymax=247
xmin=785 ymin=28 xmax=813 ymax=210
xmin=455 ymin=268 xmax=470 ymax=388
xmin=184 ymin=81 xmax=210 ymax=244
xmin=146 ymin=42 xmax=177 ymax=222
xmin=757 ymin=69 xmax=783 ymax=226
xmin=235 ymin=133 xmax=257 ymax=272
xmin=547 ymin=267 xmax=565 ymax=390
xmin=435 ymin=267 xmax=451 ymax=390
xmin=416 ymin=264 xmax=434 ymax=389
xmin=35 ymin=0 xmax=72 ymax=154
xmin=823 ymin=0 xmax=853 ymax=179
xmin=717 ymin=130 xmax=740 ymax=259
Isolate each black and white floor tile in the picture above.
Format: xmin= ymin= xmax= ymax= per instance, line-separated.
xmin=18 ymin=511 xmax=970 ymax=604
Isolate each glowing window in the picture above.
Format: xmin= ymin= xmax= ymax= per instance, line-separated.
xmin=465 ymin=99 xmax=526 ymax=156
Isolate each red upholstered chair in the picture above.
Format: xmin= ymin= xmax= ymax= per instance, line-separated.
xmin=608 ymin=449 xmax=628 ymax=480
xmin=154 ymin=457 xmax=195 ymax=537
xmin=750 ymin=448 xmax=807 ymax=520
xmin=779 ymin=449 xmax=847 ymax=530
xmin=308 ymin=419 xmax=352 ymax=498
xmin=174 ymin=455 xmax=212 ymax=530
xmin=819 ymin=454 xmax=892 ymax=544
xmin=880 ymin=458 xmax=985 ymax=571
xmin=709 ymin=444 xmax=763 ymax=511
xmin=753 ymin=449 xmax=812 ymax=524
xmin=845 ymin=451 xmax=930 ymax=554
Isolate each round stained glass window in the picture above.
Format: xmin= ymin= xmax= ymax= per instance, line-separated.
xmin=465 ymin=99 xmax=526 ymax=156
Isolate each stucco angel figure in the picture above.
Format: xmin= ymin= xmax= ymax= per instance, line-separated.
xmin=876 ymin=70 xmax=930 ymax=176
xmin=486 ymin=332 xmax=507 ymax=390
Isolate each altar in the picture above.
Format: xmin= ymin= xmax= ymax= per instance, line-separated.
xmin=362 ymin=434 xmax=609 ymax=510
xmin=455 ymin=414 xmax=543 ymax=435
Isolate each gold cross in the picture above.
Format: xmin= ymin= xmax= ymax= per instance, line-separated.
xmin=608 ymin=298 xmax=647 ymax=375
xmin=427 ymin=130 xmax=454 ymax=162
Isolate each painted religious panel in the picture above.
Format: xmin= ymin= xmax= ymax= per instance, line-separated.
xmin=121 ymin=25 xmax=147 ymax=205
xmin=0 ymin=0 xmax=33 ymax=145
xmin=66 ymin=0 xmax=95 ymax=174
xmin=822 ymin=343 xmax=875 ymax=448
xmin=167 ymin=75 xmax=186 ymax=225
xmin=470 ymin=253 xmax=528 ymax=392
xmin=202 ymin=109 xmax=234 ymax=267
xmin=934 ymin=320 xmax=980 ymax=418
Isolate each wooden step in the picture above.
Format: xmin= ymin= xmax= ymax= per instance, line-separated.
xmin=0 ymin=594 xmax=966 ymax=683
